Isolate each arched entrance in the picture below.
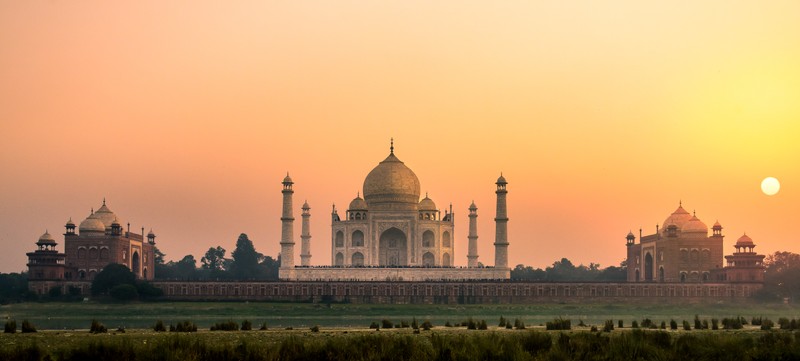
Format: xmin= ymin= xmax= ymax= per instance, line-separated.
xmin=659 ymin=267 xmax=664 ymax=282
xmin=132 ymin=251 xmax=141 ymax=278
xmin=422 ymin=252 xmax=435 ymax=266
xmin=644 ymin=253 xmax=653 ymax=281
xmin=379 ymin=228 xmax=407 ymax=266
xmin=352 ymin=252 xmax=364 ymax=266
xmin=442 ymin=253 xmax=451 ymax=267
xmin=335 ymin=252 xmax=344 ymax=266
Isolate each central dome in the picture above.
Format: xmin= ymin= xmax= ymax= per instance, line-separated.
xmin=363 ymin=152 xmax=421 ymax=207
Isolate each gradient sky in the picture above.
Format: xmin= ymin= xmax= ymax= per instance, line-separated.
xmin=2 ymin=1 xmax=799 ymax=273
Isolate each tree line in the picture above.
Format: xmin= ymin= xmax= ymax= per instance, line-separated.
xmin=510 ymin=258 xmax=627 ymax=282
xmin=154 ymin=233 xmax=280 ymax=281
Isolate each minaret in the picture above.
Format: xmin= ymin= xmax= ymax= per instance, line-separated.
xmin=467 ymin=201 xmax=479 ymax=268
xmin=279 ymin=173 xmax=295 ymax=273
xmin=494 ymin=174 xmax=509 ymax=269
xmin=300 ymin=200 xmax=312 ymax=266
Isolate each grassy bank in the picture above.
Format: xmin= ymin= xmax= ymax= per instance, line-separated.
xmin=2 ymin=301 xmax=800 ymax=330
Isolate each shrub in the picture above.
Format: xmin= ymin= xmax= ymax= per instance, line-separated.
xmin=603 ymin=320 xmax=614 ymax=332
xmin=4 ymin=320 xmax=16 ymax=334
xmin=478 ymin=320 xmax=488 ymax=330
xmin=499 ymin=316 xmax=507 ymax=327
xmin=641 ymin=318 xmax=655 ymax=329
xmin=761 ymin=319 xmax=774 ymax=330
xmin=660 ymin=321 xmax=666 ymax=329
xmin=631 ymin=320 xmax=639 ymax=329
xmin=153 ymin=320 xmax=166 ymax=332
xmin=702 ymin=320 xmax=709 ymax=330
xmin=421 ymin=320 xmax=432 ymax=331
xmin=171 ymin=321 xmax=197 ymax=332
xmin=466 ymin=318 xmax=477 ymax=330
xmin=722 ymin=317 xmax=743 ymax=330
xmin=445 ymin=321 xmax=452 ymax=327
xmin=694 ymin=315 xmax=703 ymax=330
xmin=711 ymin=318 xmax=719 ymax=330
xmin=109 ymin=284 xmax=139 ymax=301
xmin=412 ymin=317 xmax=418 ymax=330
xmin=400 ymin=320 xmax=409 ymax=328
xmin=241 ymin=320 xmax=252 ymax=331
xmin=310 ymin=325 xmax=319 ymax=332
xmin=514 ymin=318 xmax=526 ymax=330
xmin=369 ymin=322 xmax=380 ymax=330
xmin=546 ymin=318 xmax=570 ymax=331
xmin=590 ymin=325 xmax=598 ymax=332
xmin=578 ymin=319 xmax=586 ymax=327
xmin=618 ymin=320 xmax=623 ymax=328
xmin=260 ymin=322 xmax=268 ymax=331
xmin=210 ymin=321 xmax=238 ymax=331
xmin=506 ymin=323 xmax=513 ymax=329
xmin=381 ymin=319 xmax=393 ymax=329
xmin=116 ymin=327 xmax=126 ymax=333
xmin=670 ymin=319 xmax=678 ymax=330
xmin=90 ymin=320 xmax=107 ymax=334
xmin=683 ymin=320 xmax=691 ymax=331
xmin=752 ymin=316 xmax=763 ymax=326
xmin=21 ymin=320 xmax=36 ymax=333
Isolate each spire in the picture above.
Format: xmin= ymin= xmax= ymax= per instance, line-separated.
xmin=103 ymin=197 xmax=106 ymax=206
xmin=390 ymin=137 xmax=394 ymax=155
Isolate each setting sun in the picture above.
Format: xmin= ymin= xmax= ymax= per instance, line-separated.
xmin=761 ymin=177 xmax=781 ymax=196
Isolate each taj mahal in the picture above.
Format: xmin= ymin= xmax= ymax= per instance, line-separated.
xmin=277 ymin=140 xmax=511 ymax=281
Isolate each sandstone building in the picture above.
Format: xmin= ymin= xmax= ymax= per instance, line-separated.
xmin=27 ymin=200 xmax=156 ymax=295
xmin=625 ymin=203 xmax=765 ymax=283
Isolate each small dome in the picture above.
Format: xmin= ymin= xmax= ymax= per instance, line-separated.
xmin=626 ymin=231 xmax=635 ymax=239
xmin=496 ymin=174 xmax=507 ymax=184
xmin=362 ymin=153 xmax=421 ymax=207
xmin=79 ymin=212 xmax=106 ymax=234
xmin=469 ymin=201 xmax=477 ymax=210
xmin=662 ymin=204 xmax=692 ymax=231
xmin=65 ymin=218 xmax=75 ymax=227
xmin=713 ymin=220 xmax=722 ymax=229
xmin=93 ymin=202 xmax=121 ymax=229
xmin=37 ymin=231 xmax=56 ymax=245
xmin=348 ymin=194 xmax=368 ymax=210
xmin=283 ymin=173 xmax=293 ymax=184
xmin=682 ymin=215 xmax=708 ymax=236
xmin=419 ymin=194 xmax=437 ymax=211
xmin=302 ymin=200 xmax=310 ymax=210
xmin=736 ymin=233 xmax=754 ymax=246
xmin=147 ymin=229 xmax=156 ymax=237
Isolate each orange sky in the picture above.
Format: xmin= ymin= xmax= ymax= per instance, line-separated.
xmin=2 ymin=1 xmax=799 ymax=273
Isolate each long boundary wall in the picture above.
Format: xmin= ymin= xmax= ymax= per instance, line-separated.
xmin=151 ymin=281 xmax=763 ymax=304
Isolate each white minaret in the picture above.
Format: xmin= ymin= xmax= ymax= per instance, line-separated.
xmin=279 ymin=173 xmax=295 ymax=273
xmin=467 ymin=201 xmax=479 ymax=268
xmin=494 ymin=174 xmax=509 ymax=269
xmin=300 ymin=200 xmax=312 ymax=266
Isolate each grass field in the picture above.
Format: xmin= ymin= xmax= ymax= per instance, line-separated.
xmin=2 ymin=301 xmax=800 ymax=330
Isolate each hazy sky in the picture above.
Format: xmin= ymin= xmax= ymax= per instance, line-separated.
xmin=2 ymin=1 xmax=799 ymax=273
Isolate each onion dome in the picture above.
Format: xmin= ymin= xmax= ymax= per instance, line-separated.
xmin=302 ymin=200 xmax=310 ymax=210
xmin=496 ymin=174 xmax=507 ymax=184
xmin=147 ymin=229 xmax=156 ymax=237
xmin=626 ymin=231 xmax=635 ymax=239
xmin=79 ymin=211 xmax=106 ymax=235
xmin=469 ymin=201 xmax=477 ymax=210
xmin=662 ymin=204 xmax=692 ymax=231
xmin=93 ymin=200 xmax=121 ymax=229
xmin=682 ymin=215 xmax=708 ymax=236
xmin=736 ymin=233 xmax=754 ymax=246
xmin=363 ymin=150 xmax=421 ymax=207
xmin=37 ymin=231 xmax=56 ymax=245
xmin=283 ymin=173 xmax=293 ymax=184
xmin=418 ymin=194 xmax=437 ymax=211
xmin=713 ymin=220 xmax=722 ymax=229
xmin=348 ymin=193 xmax=368 ymax=210
xmin=65 ymin=218 xmax=75 ymax=227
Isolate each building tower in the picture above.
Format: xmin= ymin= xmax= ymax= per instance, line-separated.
xmin=300 ymin=201 xmax=312 ymax=266
xmin=494 ymin=174 xmax=509 ymax=269
xmin=279 ymin=173 xmax=295 ymax=271
xmin=467 ymin=201 xmax=479 ymax=268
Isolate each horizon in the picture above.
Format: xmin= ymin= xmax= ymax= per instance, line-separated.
xmin=2 ymin=1 xmax=799 ymax=273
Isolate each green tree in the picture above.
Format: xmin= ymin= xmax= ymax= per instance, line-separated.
xmin=202 ymin=247 xmax=226 ymax=271
xmin=230 ymin=234 xmax=264 ymax=279
xmin=91 ymin=263 xmax=136 ymax=296
xmin=174 ymin=255 xmax=199 ymax=279
xmin=261 ymin=255 xmax=280 ymax=280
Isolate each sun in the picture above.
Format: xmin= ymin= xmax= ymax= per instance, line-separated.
xmin=761 ymin=177 xmax=780 ymax=196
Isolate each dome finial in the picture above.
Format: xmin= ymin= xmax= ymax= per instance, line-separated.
xmin=390 ymin=138 xmax=394 ymax=155
xmin=103 ymin=197 xmax=106 ymax=206
xmin=679 ymin=200 xmax=682 ymax=207
xmin=90 ymin=207 xmax=94 ymax=214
